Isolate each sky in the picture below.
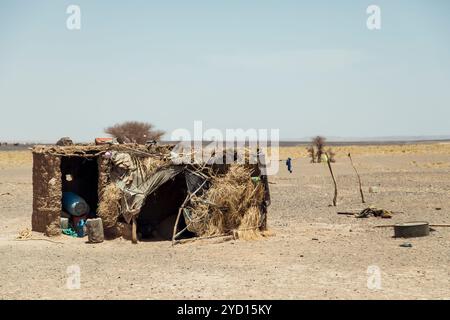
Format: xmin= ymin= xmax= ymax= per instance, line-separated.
xmin=0 ymin=0 xmax=449 ymax=142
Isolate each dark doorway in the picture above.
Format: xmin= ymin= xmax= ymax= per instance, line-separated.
xmin=60 ymin=156 xmax=99 ymax=216
xmin=137 ymin=173 xmax=194 ymax=240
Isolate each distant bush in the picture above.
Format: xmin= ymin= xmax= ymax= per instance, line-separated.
xmin=105 ymin=121 xmax=165 ymax=144
xmin=308 ymin=136 xmax=336 ymax=163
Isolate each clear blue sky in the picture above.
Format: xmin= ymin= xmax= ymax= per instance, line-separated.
xmin=1 ymin=0 xmax=449 ymax=142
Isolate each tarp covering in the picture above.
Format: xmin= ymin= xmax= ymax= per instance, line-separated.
xmin=110 ymin=152 xmax=184 ymax=223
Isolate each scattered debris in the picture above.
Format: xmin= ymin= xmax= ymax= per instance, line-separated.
xmin=399 ymin=243 xmax=413 ymax=248
xmin=338 ymin=207 xmax=395 ymax=218
xmin=16 ymin=228 xmax=64 ymax=244
xmin=435 ymin=207 xmax=442 ymax=211
xmin=17 ymin=228 xmax=32 ymax=240
xmin=355 ymin=207 xmax=392 ymax=218
xmin=62 ymin=228 xmax=78 ymax=237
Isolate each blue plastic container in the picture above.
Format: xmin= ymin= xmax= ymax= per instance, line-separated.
xmin=76 ymin=219 xmax=87 ymax=237
xmin=62 ymin=192 xmax=90 ymax=216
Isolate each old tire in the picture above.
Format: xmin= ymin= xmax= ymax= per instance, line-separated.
xmin=394 ymin=222 xmax=429 ymax=238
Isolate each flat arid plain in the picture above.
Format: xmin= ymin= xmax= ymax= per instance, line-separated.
xmin=0 ymin=143 xmax=449 ymax=299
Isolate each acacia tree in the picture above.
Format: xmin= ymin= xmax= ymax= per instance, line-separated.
xmin=105 ymin=121 xmax=165 ymax=144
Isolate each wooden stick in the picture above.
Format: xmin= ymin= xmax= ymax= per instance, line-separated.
xmin=131 ymin=216 xmax=137 ymax=244
xmin=337 ymin=212 xmax=356 ymax=215
xmin=171 ymin=194 xmax=190 ymax=246
xmin=171 ymin=179 xmax=208 ymax=246
xmin=338 ymin=210 xmax=404 ymax=216
xmin=15 ymin=238 xmax=64 ymax=244
xmin=348 ymin=153 xmax=365 ymax=204
xmin=326 ymin=153 xmax=338 ymax=206
xmin=173 ymin=234 xmax=234 ymax=245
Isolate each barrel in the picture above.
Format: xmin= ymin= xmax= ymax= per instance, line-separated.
xmin=62 ymin=192 xmax=90 ymax=216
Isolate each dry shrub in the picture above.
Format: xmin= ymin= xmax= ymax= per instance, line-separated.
xmin=105 ymin=121 xmax=165 ymax=144
xmin=307 ymin=136 xmax=336 ymax=163
xmin=313 ymin=136 xmax=326 ymax=163
xmin=307 ymin=146 xmax=316 ymax=163
xmin=97 ymin=183 xmax=122 ymax=228
xmin=188 ymin=165 xmax=265 ymax=240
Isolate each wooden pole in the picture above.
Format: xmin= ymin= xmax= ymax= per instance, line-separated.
xmin=348 ymin=153 xmax=365 ymax=204
xmin=326 ymin=153 xmax=338 ymax=206
xmin=172 ymin=179 xmax=208 ymax=246
xmin=131 ymin=216 xmax=137 ymax=244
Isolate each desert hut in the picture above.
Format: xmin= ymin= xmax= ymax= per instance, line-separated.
xmin=31 ymin=143 xmax=271 ymax=243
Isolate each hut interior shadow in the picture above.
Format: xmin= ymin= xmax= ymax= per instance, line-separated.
xmin=137 ymin=173 xmax=194 ymax=240
xmin=60 ymin=156 xmax=99 ymax=216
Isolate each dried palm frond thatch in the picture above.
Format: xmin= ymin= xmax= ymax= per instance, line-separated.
xmin=187 ymin=165 xmax=265 ymax=240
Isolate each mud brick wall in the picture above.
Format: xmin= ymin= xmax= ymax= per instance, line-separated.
xmin=32 ymin=153 xmax=62 ymax=236
xmin=97 ymin=156 xmax=110 ymax=198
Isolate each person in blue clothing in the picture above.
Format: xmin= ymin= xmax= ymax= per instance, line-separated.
xmin=286 ymin=157 xmax=292 ymax=173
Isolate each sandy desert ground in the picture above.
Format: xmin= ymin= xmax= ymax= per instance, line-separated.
xmin=0 ymin=144 xmax=449 ymax=299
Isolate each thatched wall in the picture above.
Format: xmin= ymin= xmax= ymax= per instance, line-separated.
xmin=32 ymin=153 xmax=62 ymax=236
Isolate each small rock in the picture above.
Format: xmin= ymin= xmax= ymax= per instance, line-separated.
xmin=400 ymin=243 xmax=412 ymax=248
xmin=312 ymin=238 xmax=319 ymax=241
xmin=369 ymin=186 xmax=379 ymax=193
xmin=435 ymin=208 xmax=442 ymax=211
